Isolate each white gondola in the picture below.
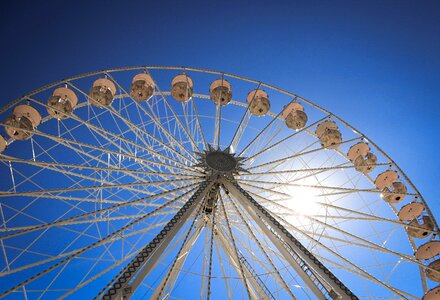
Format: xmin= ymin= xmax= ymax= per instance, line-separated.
xmin=0 ymin=134 xmax=6 ymax=152
xmin=47 ymin=87 xmax=78 ymax=119
xmin=381 ymin=181 xmax=407 ymax=203
xmin=347 ymin=142 xmax=377 ymax=173
xmin=423 ymin=286 xmax=440 ymax=300
xmin=209 ymin=79 xmax=232 ymax=105
xmin=130 ymin=73 xmax=155 ymax=102
xmin=4 ymin=105 xmax=41 ymax=140
xmin=407 ymin=216 xmax=434 ymax=238
xmin=427 ymin=259 xmax=440 ymax=282
xmin=315 ymin=120 xmax=342 ymax=149
xmin=415 ymin=241 xmax=440 ymax=260
xmin=89 ymin=78 xmax=117 ymax=107
xmin=247 ymin=89 xmax=270 ymax=116
xmin=171 ymin=74 xmax=193 ymax=102
xmin=398 ymin=201 xmax=425 ymax=221
xmin=283 ymin=102 xmax=308 ymax=130
xmin=374 ymin=170 xmax=398 ymax=190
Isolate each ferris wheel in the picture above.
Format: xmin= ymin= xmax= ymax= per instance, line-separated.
xmin=0 ymin=66 xmax=439 ymax=300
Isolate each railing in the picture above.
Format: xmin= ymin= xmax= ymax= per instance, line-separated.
xmin=237 ymin=250 xmax=276 ymax=300
xmin=266 ymin=222 xmax=338 ymax=300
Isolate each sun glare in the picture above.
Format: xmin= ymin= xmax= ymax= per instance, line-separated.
xmin=288 ymin=186 xmax=321 ymax=216
xmin=278 ymin=185 xmax=324 ymax=228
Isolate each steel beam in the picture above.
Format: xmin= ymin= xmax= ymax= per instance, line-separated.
xmin=150 ymin=218 xmax=206 ymax=299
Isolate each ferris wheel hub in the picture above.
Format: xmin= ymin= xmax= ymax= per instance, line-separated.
xmin=194 ymin=145 xmax=247 ymax=176
xmin=206 ymin=151 xmax=237 ymax=172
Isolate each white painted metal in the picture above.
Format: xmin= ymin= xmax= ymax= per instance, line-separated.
xmin=0 ymin=66 xmax=436 ymax=300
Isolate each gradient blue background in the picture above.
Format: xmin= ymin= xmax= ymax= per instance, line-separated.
xmin=0 ymin=0 xmax=439 ymax=274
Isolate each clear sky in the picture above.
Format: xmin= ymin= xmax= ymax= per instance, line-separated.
xmin=0 ymin=0 xmax=439 ymax=297
xmin=1 ymin=0 xmax=438 ymax=216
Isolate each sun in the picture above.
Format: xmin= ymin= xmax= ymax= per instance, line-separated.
xmin=275 ymin=185 xmax=324 ymax=229
xmin=288 ymin=186 xmax=321 ymax=216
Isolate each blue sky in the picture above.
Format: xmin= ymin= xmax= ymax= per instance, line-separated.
xmin=0 ymin=0 xmax=439 ymax=297
xmin=1 ymin=0 xmax=438 ymax=215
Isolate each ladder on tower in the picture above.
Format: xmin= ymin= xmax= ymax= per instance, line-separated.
xmin=266 ymin=222 xmax=340 ymax=300
xmin=237 ymin=250 xmax=276 ymax=300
